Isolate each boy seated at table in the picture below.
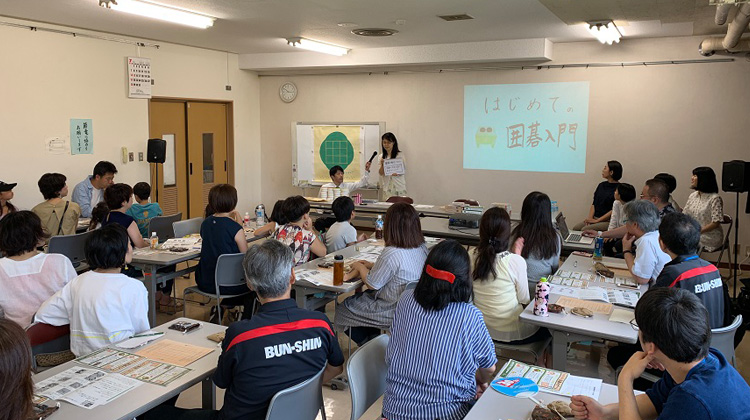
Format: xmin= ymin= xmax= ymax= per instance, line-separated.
xmin=126 ymin=181 xmax=163 ymax=238
xmin=571 ymin=287 xmax=750 ymax=420
xmin=324 ymin=196 xmax=367 ymax=254
xmin=35 ymin=224 xmax=149 ymax=356
xmin=145 ymin=240 xmax=344 ymax=420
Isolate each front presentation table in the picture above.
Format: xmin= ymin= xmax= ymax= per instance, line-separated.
xmin=33 ymin=317 xmax=226 ymax=420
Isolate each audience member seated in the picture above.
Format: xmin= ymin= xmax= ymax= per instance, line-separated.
xmin=583 ymin=183 xmax=636 ymax=257
xmin=335 ymin=202 xmax=428 ymax=345
xmin=472 ymin=207 xmax=548 ymax=345
xmin=271 ymin=196 xmax=326 ymax=266
xmin=72 ymin=160 xmax=117 ymax=218
xmin=35 ymin=224 xmax=149 ymax=356
xmin=642 ymin=178 xmax=676 ymax=217
xmin=655 ymin=172 xmax=682 ymax=213
xmin=655 ymin=213 xmax=728 ymax=329
xmin=324 ymin=196 xmax=367 ymax=253
xmin=683 ymin=166 xmax=724 ymax=252
xmin=572 ymin=160 xmax=622 ymax=232
xmin=196 ymin=184 xmax=251 ymax=321
xmin=32 ymin=173 xmax=82 ymax=237
xmin=0 ymin=318 xmax=35 ymax=420
xmin=622 ymin=200 xmax=671 ymax=285
xmin=126 ymin=182 xmax=163 ymax=238
xmin=383 ymin=240 xmax=496 ymax=420
xmin=145 ymin=240 xmax=344 ymax=420
xmin=573 ymin=288 xmax=750 ymax=420
xmin=317 ymin=162 xmax=371 ymax=198
xmin=0 ymin=181 xmax=17 ymax=221
xmin=253 ymin=199 xmax=286 ymax=237
xmin=511 ymin=192 xmax=561 ymax=287
xmin=0 ymin=211 xmax=75 ymax=327
xmin=90 ymin=183 xmax=148 ymax=248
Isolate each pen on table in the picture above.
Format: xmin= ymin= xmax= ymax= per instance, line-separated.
xmin=132 ymin=332 xmax=165 ymax=338
xmin=613 ymin=302 xmax=633 ymax=309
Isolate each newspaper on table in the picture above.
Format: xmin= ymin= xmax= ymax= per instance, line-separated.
xmin=34 ymin=367 xmax=141 ymax=409
xmin=159 ymin=237 xmax=202 ymax=252
xmin=498 ymin=359 xmax=602 ymax=400
xmin=77 ymin=348 xmax=191 ymax=386
xmin=550 ymin=284 xmax=641 ymax=307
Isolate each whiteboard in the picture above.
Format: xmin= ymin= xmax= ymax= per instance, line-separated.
xmin=291 ymin=122 xmax=385 ymax=187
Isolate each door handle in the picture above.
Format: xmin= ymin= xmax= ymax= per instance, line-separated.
xmin=190 ymin=163 xmax=193 ymax=175
xmin=224 ymin=160 xmax=227 ymax=171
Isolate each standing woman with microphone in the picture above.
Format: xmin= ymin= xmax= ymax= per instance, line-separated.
xmin=379 ymin=132 xmax=407 ymax=199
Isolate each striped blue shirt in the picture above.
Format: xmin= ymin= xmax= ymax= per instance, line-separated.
xmin=383 ymin=290 xmax=497 ymax=420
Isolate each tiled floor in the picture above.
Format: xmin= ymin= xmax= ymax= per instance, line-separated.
xmin=160 ymin=268 xmax=750 ymax=420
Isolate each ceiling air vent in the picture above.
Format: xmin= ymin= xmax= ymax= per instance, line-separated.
xmin=351 ymin=28 xmax=399 ymax=37
xmin=438 ymin=14 xmax=474 ymax=22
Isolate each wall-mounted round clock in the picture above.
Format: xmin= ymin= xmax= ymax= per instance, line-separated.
xmin=279 ymin=82 xmax=298 ymax=103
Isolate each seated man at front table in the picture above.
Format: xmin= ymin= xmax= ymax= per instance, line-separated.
xmin=655 ymin=212 xmax=728 ymax=329
xmin=570 ymin=287 xmax=750 ymax=420
xmin=621 ymin=200 xmax=671 ymax=285
xmin=146 ymin=240 xmax=344 ymax=420
xmin=71 ymin=160 xmax=117 ymax=218
xmin=318 ymin=162 xmax=371 ymax=198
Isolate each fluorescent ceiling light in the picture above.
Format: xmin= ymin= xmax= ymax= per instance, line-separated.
xmin=287 ymin=37 xmax=349 ymax=56
xmin=587 ymin=21 xmax=622 ymax=45
xmin=99 ymin=0 xmax=215 ymax=29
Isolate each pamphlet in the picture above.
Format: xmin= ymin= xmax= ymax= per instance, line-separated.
xmin=497 ymin=360 xmax=602 ymax=399
xmin=35 ymin=367 xmax=141 ymax=409
xmin=78 ymin=348 xmax=191 ymax=386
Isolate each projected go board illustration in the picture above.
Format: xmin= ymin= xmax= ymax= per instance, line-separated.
xmin=464 ymin=82 xmax=590 ymax=173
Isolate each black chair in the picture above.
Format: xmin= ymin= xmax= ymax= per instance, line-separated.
xmin=148 ymin=212 xmax=183 ymax=242
xmin=48 ymin=230 xmax=94 ymax=272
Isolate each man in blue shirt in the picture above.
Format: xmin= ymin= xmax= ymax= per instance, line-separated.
xmin=571 ymin=288 xmax=750 ymax=420
xmin=71 ymin=161 xmax=117 ymax=218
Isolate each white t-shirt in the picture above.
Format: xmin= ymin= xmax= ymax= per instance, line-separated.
xmin=632 ymin=230 xmax=671 ymax=282
xmin=0 ymin=253 xmax=76 ymax=327
xmin=35 ymin=270 xmax=150 ymax=356
xmin=325 ymin=221 xmax=358 ymax=254
xmin=90 ymin=187 xmax=103 ymax=212
xmin=318 ymin=171 xmax=370 ymax=198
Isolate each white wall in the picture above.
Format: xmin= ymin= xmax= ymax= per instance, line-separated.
xmin=0 ymin=19 xmax=262 ymax=215
xmin=258 ymin=36 xmax=750 ymax=256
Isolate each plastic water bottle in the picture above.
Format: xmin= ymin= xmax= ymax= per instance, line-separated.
xmin=150 ymin=232 xmax=159 ymax=250
xmin=594 ymin=237 xmax=604 ymax=260
xmin=375 ymin=215 xmax=384 ymax=239
xmin=551 ymin=200 xmax=558 ymax=214
xmin=243 ymin=212 xmax=251 ymax=228
xmin=255 ymin=205 xmax=266 ymax=227
xmin=533 ymin=277 xmax=550 ymax=316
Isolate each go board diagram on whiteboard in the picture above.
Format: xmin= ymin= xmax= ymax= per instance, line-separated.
xmin=292 ymin=122 xmax=385 ymax=187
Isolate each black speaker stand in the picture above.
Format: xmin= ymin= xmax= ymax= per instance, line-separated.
xmin=733 ymin=191 xmax=741 ymax=299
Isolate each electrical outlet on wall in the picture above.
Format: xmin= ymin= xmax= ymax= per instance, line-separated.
xmin=745 ymin=245 xmax=750 ymax=257
xmin=128 ymin=152 xmax=134 ymax=162
xmin=138 ymin=152 xmax=144 ymax=162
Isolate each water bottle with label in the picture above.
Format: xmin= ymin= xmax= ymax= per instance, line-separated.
xmin=375 ymin=215 xmax=384 ymax=239
xmin=533 ymin=277 xmax=550 ymax=317
xmin=243 ymin=212 xmax=251 ymax=228
xmin=150 ymin=232 xmax=159 ymax=250
xmin=255 ymin=204 xmax=266 ymax=227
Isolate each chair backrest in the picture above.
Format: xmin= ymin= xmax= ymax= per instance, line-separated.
xmin=48 ymin=230 xmax=94 ymax=267
xmin=386 ymin=196 xmax=414 ymax=204
xmin=454 ymin=198 xmax=479 ymax=206
xmin=214 ymin=253 xmax=247 ymax=291
xmin=148 ymin=212 xmax=183 ymax=242
xmin=711 ymin=314 xmax=742 ymax=367
xmin=265 ymin=365 xmax=326 ymax=420
xmin=720 ymin=214 xmax=733 ymax=245
xmin=173 ymin=217 xmax=203 ymax=238
xmin=347 ymin=334 xmax=389 ymax=420
xmin=25 ymin=322 xmax=71 ymax=371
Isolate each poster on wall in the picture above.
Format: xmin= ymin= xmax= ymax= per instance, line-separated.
xmin=127 ymin=56 xmax=152 ymax=99
xmin=312 ymin=125 xmax=363 ymax=182
xmin=70 ymin=119 xmax=93 ymax=155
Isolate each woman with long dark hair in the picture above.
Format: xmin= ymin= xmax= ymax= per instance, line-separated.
xmin=0 ymin=181 xmax=17 ymax=221
xmin=472 ymin=207 xmax=546 ymax=345
xmin=572 ymin=160 xmax=622 ymax=231
xmin=0 ymin=318 xmax=34 ymax=420
xmin=683 ymin=167 xmax=723 ymax=251
xmin=379 ymin=132 xmax=407 ymax=199
xmin=511 ymin=192 xmax=561 ymax=287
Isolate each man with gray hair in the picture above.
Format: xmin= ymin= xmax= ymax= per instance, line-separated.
xmin=146 ymin=240 xmax=344 ymax=420
xmin=622 ymin=200 xmax=671 ymax=285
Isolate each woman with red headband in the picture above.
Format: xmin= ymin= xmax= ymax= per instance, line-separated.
xmin=382 ymin=240 xmax=496 ymax=420
xmin=335 ymin=202 xmax=427 ymax=345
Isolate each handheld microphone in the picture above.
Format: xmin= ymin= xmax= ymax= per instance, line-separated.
xmin=367 ymin=151 xmax=378 ymax=164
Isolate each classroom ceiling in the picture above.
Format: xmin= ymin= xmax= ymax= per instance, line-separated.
xmin=0 ymin=0 xmax=734 ymax=54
